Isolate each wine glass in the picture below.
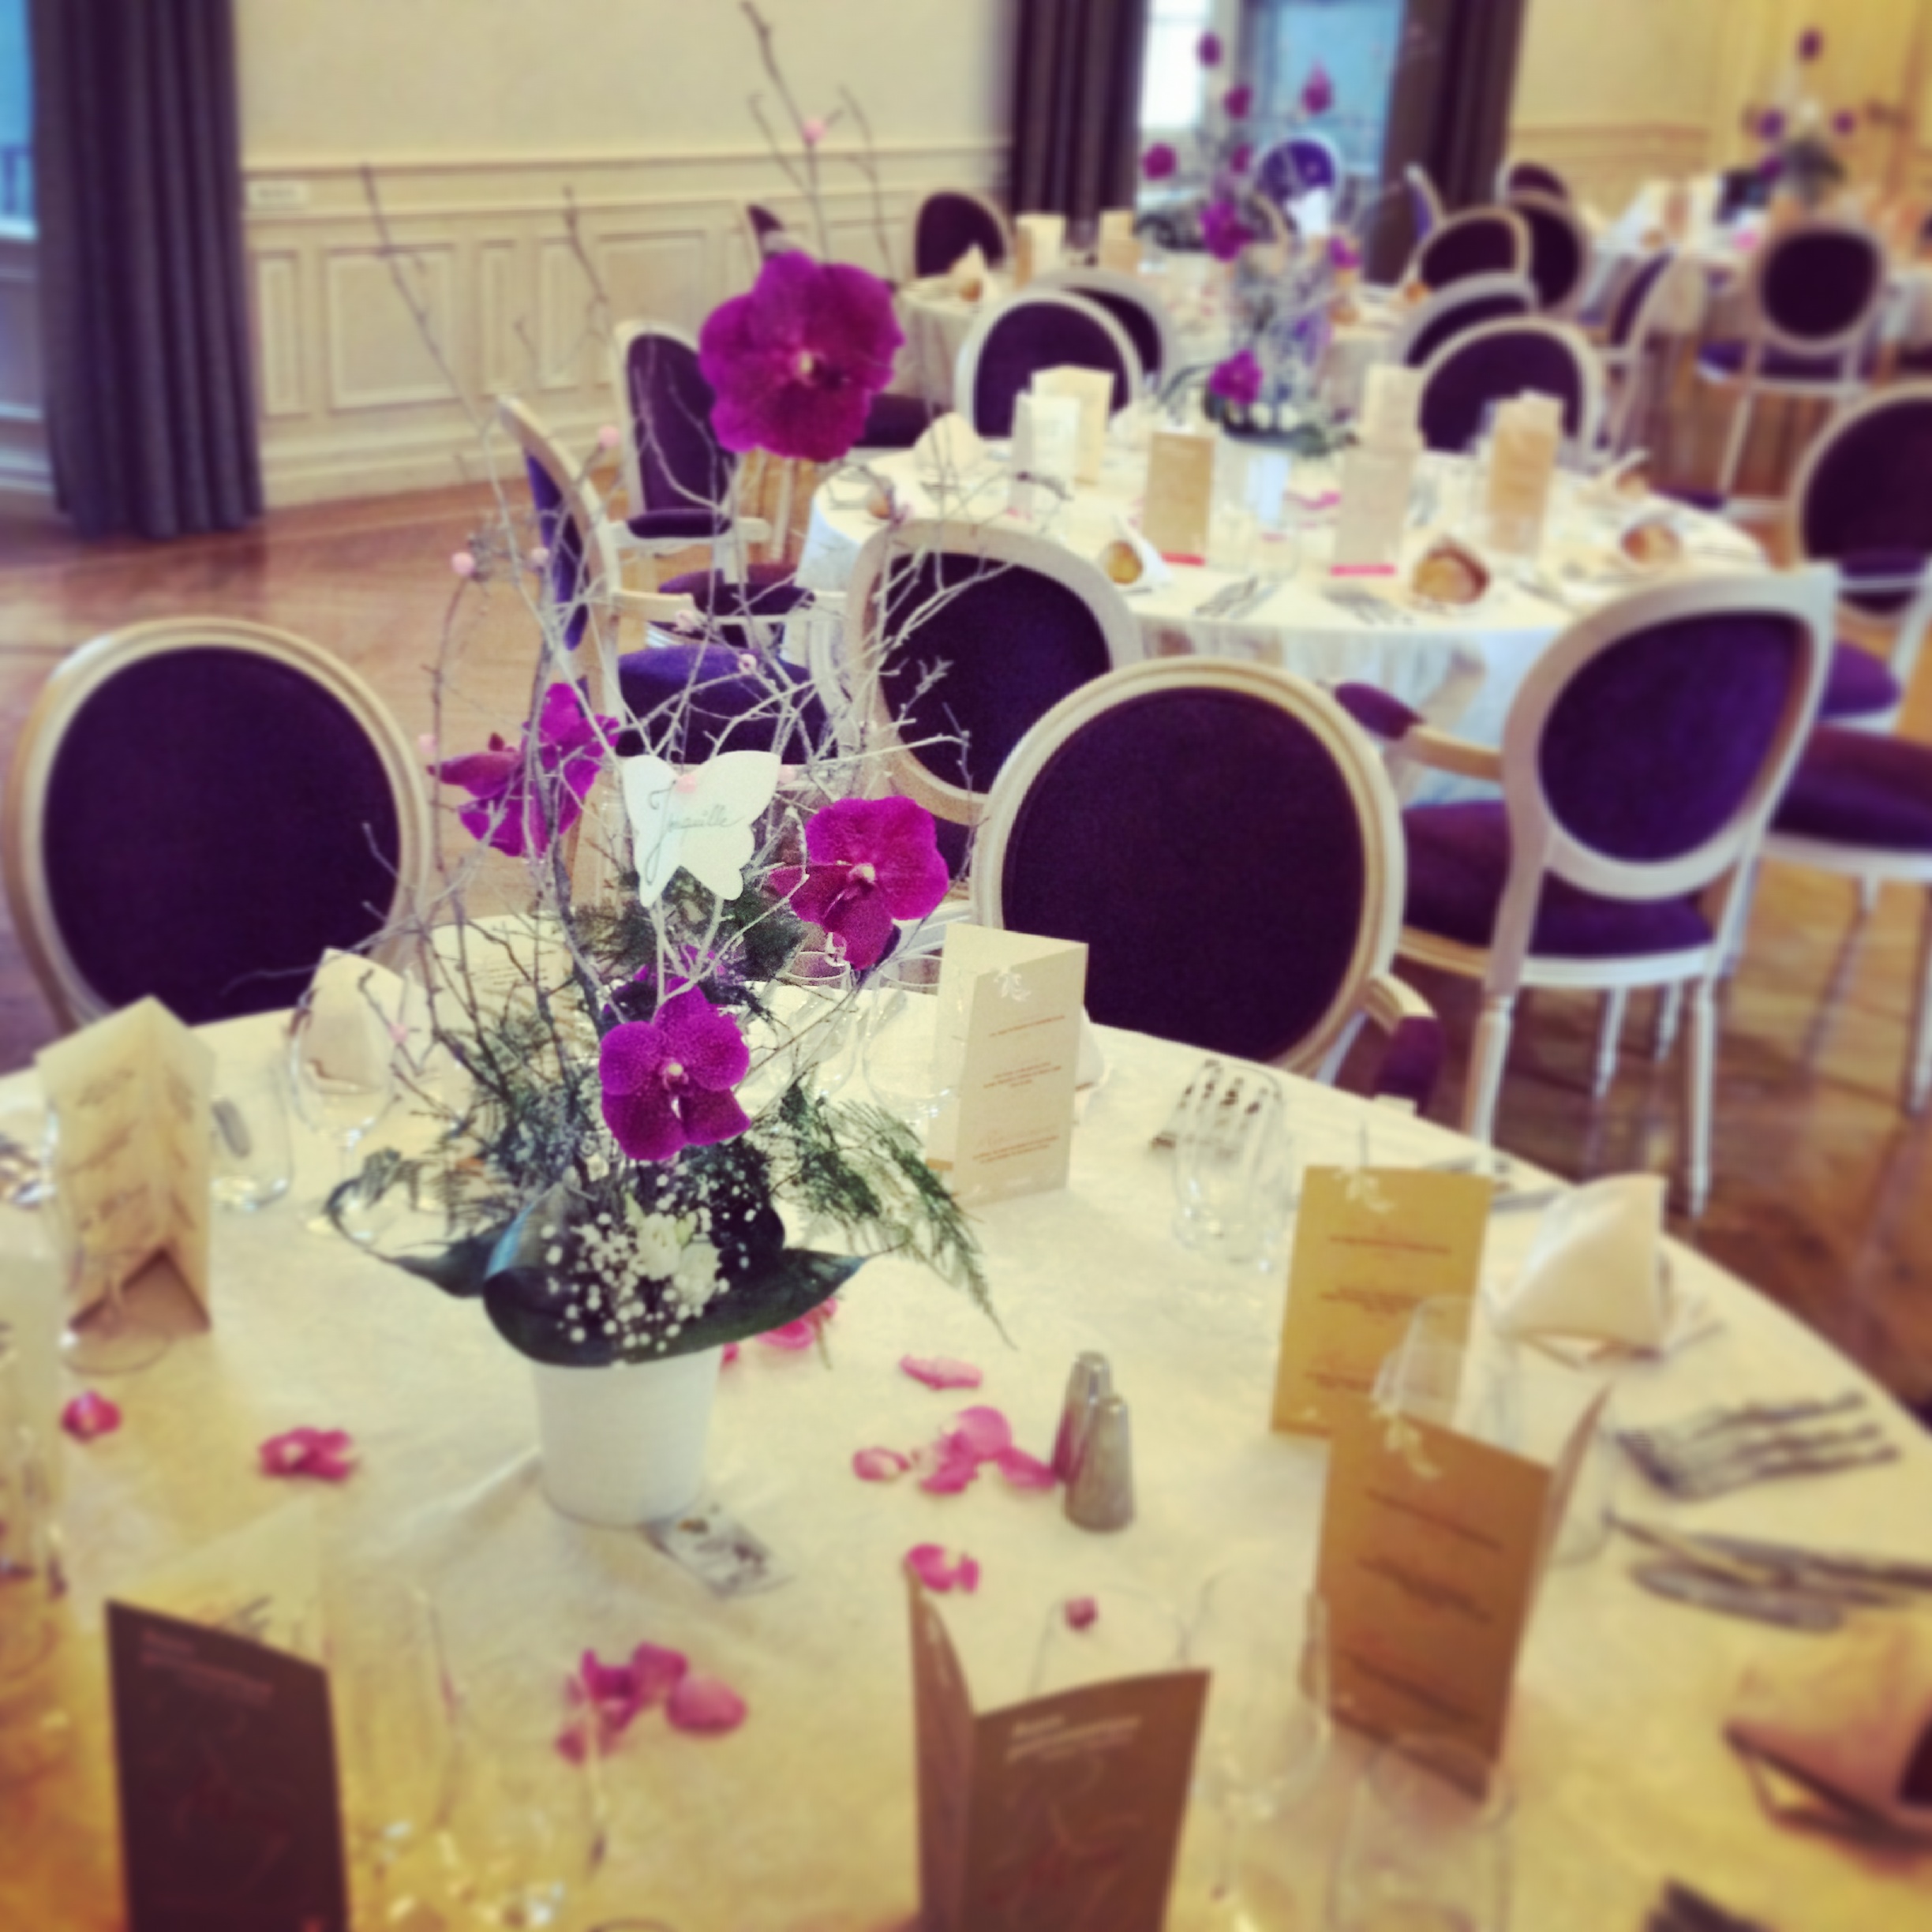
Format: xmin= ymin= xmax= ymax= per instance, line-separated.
xmin=1172 ymin=1061 xmax=1286 ymax=1264
xmin=287 ymin=1000 xmax=395 ymax=1237
xmin=861 ymin=949 xmax=955 ymax=1143
xmin=1029 ymin=1586 xmax=1188 ymax=1697
xmin=1327 ymin=1733 xmax=1512 ymax=1932
xmin=210 ymin=1056 xmax=295 ymax=1212
xmin=1187 ymin=1564 xmax=1331 ymax=1927
xmin=0 ymin=1339 xmax=74 ymax=1784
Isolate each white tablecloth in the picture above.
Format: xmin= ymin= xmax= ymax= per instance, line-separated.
xmin=7 ymin=1012 xmax=1931 ymax=1930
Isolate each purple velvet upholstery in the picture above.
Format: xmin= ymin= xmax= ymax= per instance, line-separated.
xmin=1798 ymin=395 xmax=1932 ymax=620
xmin=1258 ymin=138 xmax=1340 ymax=204
xmin=997 ymin=687 xmax=1371 ymax=1063
xmin=968 ymin=300 xmax=1135 ymax=437
xmin=1403 ymin=803 xmax=1712 ymax=957
xmin=1407 ymin=173 xmax=1440 ymax=242
xmin=616 ymin=646 xmax=826 ymax=764
xmin=1502 ymin=160 xmax=1569 ymax=201
xmin=1760 ymin=228 xmax=1884 ymax=341
xmin=1417 ymin=213 xmax=1522 ymax=290
xmin=1537 ymin=612 xmax=1805 ymax=861
xmin=875 ymin=549 xmax=1118 ymax=800
xmin=1608 ymin=251 xmax=1672 ymax=348
xmin=1418 ymin=329 xmax=1589 ymax=453
xmin=627 ymin=507 xmax=731 ymax=544
xmin=1697 ymin=339 xmax=1878 ymax=382
xmin=1510 ymin=198 xmax=1586 ymax=311
xmin=1074 ymin=286 xmax=1168 ymax=381
xmin=41 ymin=647 xmax=405 ymax=1021
xmin=746 ymin=204 xmax=788 ymax=255
xmin=1402 ymin=286 xmax=1534 ymax=369
xmin=858 ymin=392 xmax=940 ymax=450
xmin=657 ymin=562 xmax=812 ymax=622
xmin=622 ymin=331 xmax=734 ymax=535
xmin=1376 ymin=1014 xmax=1446 ymax=1111
xmin=914 ymin=193 xmax=1008 ymax=278
xmin=523 ymin=456 xmax=592 ymax=650
xmin=1334 ymin=682 xmax=1424 ymax=738
xmin=1772 ymin=727 xmax=1932 ymax=850
xmin=1819 ymin=641 xmax=1902 ymax=720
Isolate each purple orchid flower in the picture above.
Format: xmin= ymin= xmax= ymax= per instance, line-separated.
xmin=1141 ymin=141 xmax=1179 ymax=182
xmin=1301 ymin=62 xmax=1335 ymax=117
xmin=598 ymin=988 xmax=751 ymax=1164
xmin=1200 ymin=197 xmax=1254 ymax=263
xmin=1230 ymin=140 xmax=1253 ymax=174
xmin=434 ymin=682 xmax=614 ymax=859
xmin=698 ymin=251 xmax=902 ymax=465
xmin=1328 ymin=232 xmax=1363 ymax=273
xmin=1832 ymin=108 xmax=1857 ymax=137
xmin=1758 ymin=151 xmax=1786 ymax=183
xmin=1225 ymin=84 xmax=1253 ymax=121
xmin=1797 ymin=27 xmax=1822 ymax=62
xmin=1197 ymin=30 xmax=1223 ymax=66
xmin=1757 ymin=106 xmax=1787 ymax=143
xmin=769 ymin=796 xmax=949 ymax=970
xmin=1208 ymin=349 xmax=1264 ymax=409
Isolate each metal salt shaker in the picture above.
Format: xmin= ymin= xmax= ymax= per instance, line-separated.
xmin=1065 ymin=1393 xmax=1135 ymax=1532
xmin=1051 ymin=1351 xmax=1112 ymax=1485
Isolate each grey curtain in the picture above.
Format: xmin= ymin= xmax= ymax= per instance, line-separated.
xmin=1371 ymin=0 xmax=1530 ymax=281
xmin=1012 ymin=0 xmax=1151 ymax=221
xmin=29 ymin=0 xmax=261 ymax=540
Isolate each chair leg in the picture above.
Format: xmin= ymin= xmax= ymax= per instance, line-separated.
xmin=1652 ymin=982 xmax=1683 ymax=1061
xmin=1592 ymin=989 xmax=1627 ymax=1099
xmin=1909 ymin=889 xmax=1932 ymax=1115
xmin=1682 ymin=978 xmax=1717 ymax=1217
xmin=1716 ymin=383 xmax=1755 ymax=502
xmin=1461 ymin=992 xmax=1517 ymax=1145
xmin=1722 ymin=857 xmax=1762 ymax=979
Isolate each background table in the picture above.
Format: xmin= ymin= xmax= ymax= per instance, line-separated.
xmin=6 ymin=1011 xmax=1931 ymax=1930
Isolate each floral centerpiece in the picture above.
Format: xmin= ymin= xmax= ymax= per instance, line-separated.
xmin=1747 ymin=28 xmax=1857 ymax=213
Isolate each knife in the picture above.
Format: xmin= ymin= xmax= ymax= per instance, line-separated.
xmin=1638 ymin=1523 xmax=1932 ymax=1595
xmin=1631 ymin=1560 xmax=1845 ymax=1631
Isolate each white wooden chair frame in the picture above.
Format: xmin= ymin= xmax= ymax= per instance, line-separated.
xmin=608 ymin=321 xmax=771 ymax=570
xmin=1405 ymin=207 xmax=1531 ymax=292
xmin=1388 ymin=566 xmax=1836 ymax=1211
xmin=1696 ymin=216 xmax=1888 ymax=503
xmin=1031 ymin=266 xmax=1180 ymax=385
xmin=971 ymin=657 xmax=1434 ymax=1084
xmin=833 ymin=516 xmax=1142 ymax=829
xmin=953 ymin=290 xmax=1147 ymax=434
xmin=1405 ymin=165 xmax=1445 ymax=243
xmin=1390 ymin=272 xmax=1537 ymax=368
xmin=1784 ymin=380 xmax=1932 ymax=733
xmin=1506 ymin=189 xmax=1593 ymax=319
xmin=1417 ymin=316 xmax=1608 ymax=457
xmin=2 ymin=618 xmax=435 ymax=1032
xmin=913 ymin=188 xmax=1013 ymax=275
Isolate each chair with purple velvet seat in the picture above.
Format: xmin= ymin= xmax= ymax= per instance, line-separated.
xmin=1505 ymin=190 xmax=1592 ymax=317
xmin=971 ymin=659 xmax=1442 ymax=1105
xmin=1695 ymin=217 xmax=1887 ymax=503
xmin=1032 ymin=267 xmax=1178 ymax=385
xmin=913 ymin=189 xmax=1012 ymax=279
xmin=831 ymin=519 xmax=1142 ymax=871
xmin=1498 ymin=158 xmax=1571 ymax=203
xmin=953 ymin=290 xmax=1144 ymax=440
xmin=1361 ymin=566 xmax=1835 ymax=1211
xmin=1405 ymin=207 xmax=1530 ymax=293
xmin=1786 ymin=383 xmax=1932 ymax=730
xmin=1391 ymin=273 xmax=1537 ymax=369
xmin=1417 ymin=318 xmax=1605 ymax=455
xmin=2 ymin=618 xmax=432 ymax=1030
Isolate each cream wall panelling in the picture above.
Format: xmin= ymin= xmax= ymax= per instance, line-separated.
xmin=244 ymin=144 xmax=1005 ymax=507
xmin=1505 ymin=122 xmax=1714 ymax=214
xmin=0 ymin=230 xmax=51 ymax=515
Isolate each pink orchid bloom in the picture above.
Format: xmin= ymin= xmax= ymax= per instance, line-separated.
xmin=596 ymin=423 xmax=621 ymax=450
xmin=994 ymin=1447 xmax=1057 ymax=1491
xmin=562 ymin=1644 xmax=691 ymax=1758
xmin=668 ymin=1673 xmax=747 ymax=1734
xmin=258 ymin=1427 xmax=357 ymax=1481
xmin=434 ymin=682 xmax=617 ymax=859
xmin=1142 ymin=141 xmax=1178 ymax=183
xmin=853 ymin=1447 xmax=910 ymax=1482
xmin=769 ymin=796 xmax=949 ymax=970
xmin=905 ymin=1544 xmax=980 ymax=1593
xmin=1065 ymin=1596 xmax=1099 ymax=1631
xmin=900 ymin=1355 xmax=983 ymax=1391
xmin=801 ymin=116 xmax=827 ymax=147
xmin=756 ymin=1298 xmax=839 ymax=1351
xmin=62 ymin=1390 xmax=122 ymax=1441
xmin=598 ymin=987 xmax=751 ymax=1163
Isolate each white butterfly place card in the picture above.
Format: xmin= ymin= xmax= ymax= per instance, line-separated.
xmin=622 ymin=751 xmax=781 ymax=906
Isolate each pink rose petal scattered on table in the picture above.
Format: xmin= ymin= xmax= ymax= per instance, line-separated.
xmin=61 ymin=1391 xmax=121 ymax=1441
xmin=258 ymin=1427 xmax=357 ymax=1481
xmin=945 ymin=1406 xmax=1013 ymax=1459
xmin=667 ymin=1672 xmax=747 ymax=1734
xmin=758 ymin=1299 xmax=838 ymax=1351
xmin=853 ymin=1447 xmax=910 ymax=1482
xmin=1065 ymin=1596 xmax=1099 ymax=1631
xmin=994 ymin=1446 xmax=1056 ymax=1491
xmin=905 ymin=1543 xmax=980 ymax=1593
xmin=916 ymin=1440 xmax=982 ymax=1494
xmin=900 ymin=1355 xmax=983 ymax=1391
xmin=722 ymin=1342 xmax=741 ymax=1367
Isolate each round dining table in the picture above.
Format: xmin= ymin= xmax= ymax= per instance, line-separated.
xmin=5 ymin=1008 xmax=1930 ymax=1930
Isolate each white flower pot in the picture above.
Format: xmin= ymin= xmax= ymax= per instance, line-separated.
xmin=528 ymin=1346 xmax=723 ymax=1526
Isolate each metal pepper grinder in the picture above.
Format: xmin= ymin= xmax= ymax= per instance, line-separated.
xmin=1051 ymin=1351 xmax=1112 ymax=1485
xmin=1065 ymin=1392 xmax=1135 ymax=1532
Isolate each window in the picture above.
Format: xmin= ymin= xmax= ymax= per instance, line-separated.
xmin=0 ymin=0 xmax=29 ymax=224
xmin=1141 ymin=0 xmax=1215 ymax=133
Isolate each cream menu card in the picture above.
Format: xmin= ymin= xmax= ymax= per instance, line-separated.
xmin=1140 ymin=426 xmax=1217 ymax=562
xmin=1032 ymin=365 xmax=1113 ymax=483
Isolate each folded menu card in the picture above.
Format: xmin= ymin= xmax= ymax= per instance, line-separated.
xmin=1141 ymin=426 xmax=1218 ymax=563
xmin=1271 ymin=1166 xmax=1492 ymax=1437
xmin=1010 ymin=391 xmax=1082 ymax=518
xmin=108 ymin=1507 xmax=349 ymax=1932
xmin=1484 ymin=393 xmax=1562 ymax=557
xmin=910 ymin=1577 xmax=1207 ymax=1932
xmin=927 ymin=923 xmax=1088 ymax=1204
xmin=1032 ymin=365 xmax=1113 ymax=484
xmin=36 ymin=996 xmax=214 ymax=1321
xmin=1013 ymin=212 xmax=1065 ymax=289
xmin=1316 ymin=1389 xmax=1604 ymax=1763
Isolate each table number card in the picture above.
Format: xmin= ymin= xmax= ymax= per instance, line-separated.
xmin=1141 ymin=426 xmax=1218 ymax=563
xmin=1032 ymin=365 xmax=1113 ymax=483
xmin=1013 ymin=212 xmax=1065 ymax=289
xmin=927 ymin=923 xmax=1088 ymax=1204
xmin=36 ymin=996 xmax=214 ymax=1320
xmin=1270 ymin=1166 xmax=1492 ymax=1436
xmin=910 ymin=1578 xmax=1207 ymax=1932
xmin=1315 ymin=1391 xmax=1608 ymax=1763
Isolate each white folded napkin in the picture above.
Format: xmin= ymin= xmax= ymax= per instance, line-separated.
xmin=912 ymin=411 xmax=987 ymax=482
xmin=1491 ymin=1174 xmax=1669 ymax=1350
xmin=948 ymin=244 xmax=989 ymax=303
xmin=301 ymin=949 xmax=419 ymax=1091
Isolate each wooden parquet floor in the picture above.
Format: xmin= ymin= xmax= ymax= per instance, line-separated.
xmin=2 ymin=456 xmax=1929 ymax=1407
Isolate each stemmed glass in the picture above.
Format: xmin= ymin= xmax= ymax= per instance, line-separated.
xmin=1327 ymin=1734 xmax=1512 ymax=1932
xmin=287 ymin=999 xmax=395 ymax=1237
xmin=1172 ymin=1061 xmax=1288 ymax=1264
xmin=861 ymin=949 xmax=955 ymax=1144
xmin=0 ymin=1339 xmax=74 ymax=1784
xmin=1029 ymin=1587 xmax=1188 ymax=1696
xmin=1186 ymin=1564 xmax=1331 ymax=1929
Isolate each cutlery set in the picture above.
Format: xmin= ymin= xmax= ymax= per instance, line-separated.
xmin=1194 ymin=575 xmax=1273 ymax=623
xmin=1616 ymin=1391 xmax=1897 ymax=1500
xmin=1320 ymin=584 xmax=1416 ymax=627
